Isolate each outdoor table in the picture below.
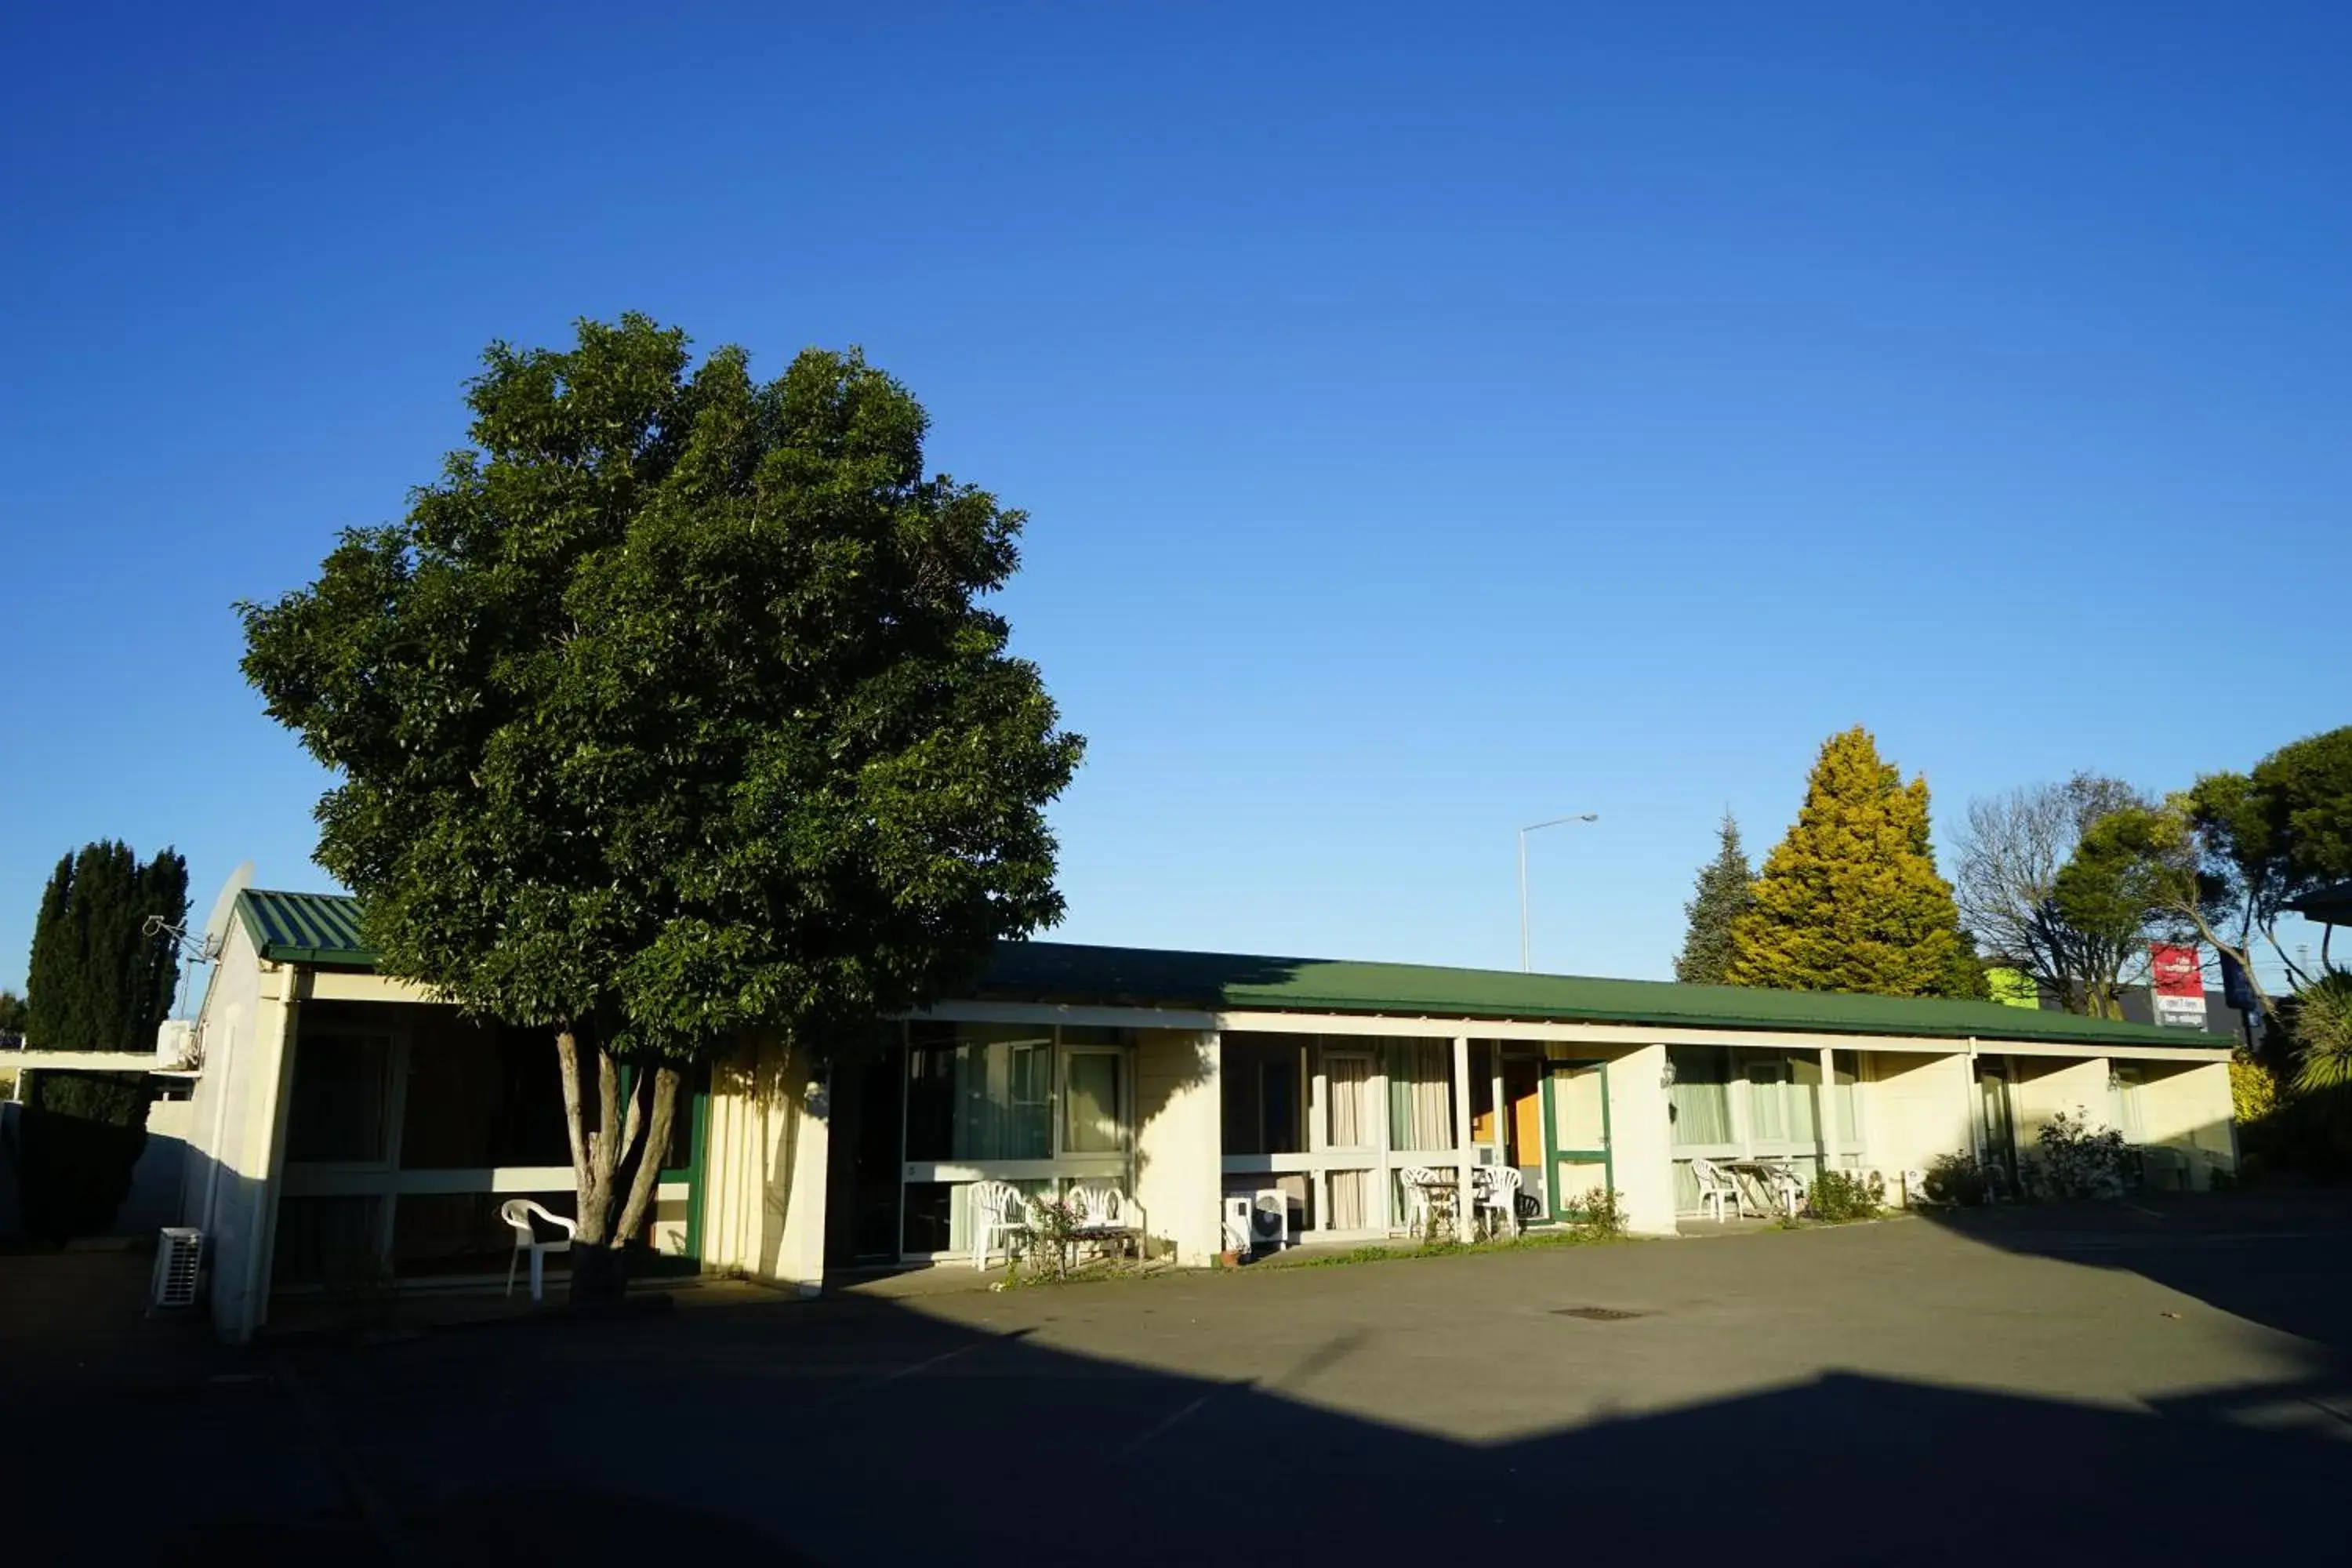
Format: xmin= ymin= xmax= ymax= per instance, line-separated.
xmin=1722 ymin=1160 xmax=1802 ymax=1219
xmin=1406 ymin=1174 xmax=1465 ymax=1240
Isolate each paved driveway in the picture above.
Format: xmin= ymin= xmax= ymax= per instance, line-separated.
xmin=17 ymin=1198 xmax=2352 ymax=1564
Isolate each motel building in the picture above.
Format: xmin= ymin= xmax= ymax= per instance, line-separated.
xmin=182 ymin=890 xmax=2239 ymax=1341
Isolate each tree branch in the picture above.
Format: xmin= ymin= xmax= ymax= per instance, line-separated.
xmin=612 ymin=1062 xmax=681 ymax=1244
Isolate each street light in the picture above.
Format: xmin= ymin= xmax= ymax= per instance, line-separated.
xmin=1519 ymin=813 xmax=1599 ymax=972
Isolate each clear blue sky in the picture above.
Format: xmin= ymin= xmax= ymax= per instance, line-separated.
xmin=4 ymin=2 xmax=2345 ymax=1006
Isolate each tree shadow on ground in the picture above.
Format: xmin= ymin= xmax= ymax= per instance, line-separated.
xmin=1915 ymin=1188 xmax=2352 ymax=1351
xmin=210 ymin=1274 xmax=2352 ymax=1567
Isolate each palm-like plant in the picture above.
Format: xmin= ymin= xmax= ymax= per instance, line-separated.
xmin=2292 ymin=971 xmax=2352 ymax=1094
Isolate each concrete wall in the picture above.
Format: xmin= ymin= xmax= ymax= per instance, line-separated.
xmin=1592 ymin=1043 xmax=1675 ymax=1237
xmin=178 ymin=925 xmax=298 ymax=1341
xmin=1134 ymin=1029 xmax=1222 ymax=1265
xmin=700 ymin=1033 xmax=829 ymax=1293
xmin=1857 ymin=1051 xmax=1972 ymax=1200
xmin=2129 ymin=1059 xmax=2237 ymax=1189
xmin=114 ymin=1095 xmax=193 ymax=1235
xmin=2011 ymin=1055 xmax=2113 ymax=1145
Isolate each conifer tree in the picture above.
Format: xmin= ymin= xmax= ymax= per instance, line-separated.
xmin=1727 ymin=728 xmax=1979 ymax=998
xmin=1674 ymin=813 xmax=1753 ymax=985
xmin=23 ymin=840 xmax=189 ymax=1049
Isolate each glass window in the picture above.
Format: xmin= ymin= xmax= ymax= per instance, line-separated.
xmin=1553 ymin=1062 xmax=1607 ymax=1151
xmin=399 ymin=1018 xmax=570 ymax=1169
xmin=1386 ymin=1039 xmax=1454 ymax=1150
xmin=1065 ymin=1052 xmax=1123 ymax=1153
xmin=1668 ymin=1047 xmax=1733 ymax=1148
xmin=286 ymin=1035 xmax=394 ymax=1163
xmin=904 ymin=1024 xmax=1053 ymax=1161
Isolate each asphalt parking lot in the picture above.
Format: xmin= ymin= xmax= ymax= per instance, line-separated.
xmin=13 ymin=1196 xmax=2352 ymax=1565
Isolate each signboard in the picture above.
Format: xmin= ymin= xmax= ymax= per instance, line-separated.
xmin=2149 ymin=942 xmax=2209 ymax=1029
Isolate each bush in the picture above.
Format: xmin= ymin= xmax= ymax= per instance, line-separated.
xmin=18 ymin=1070 xmax=151 ymax=1243
xmin=1808 ymin=1169 xmax=1883 ymax=1222
xmin=2033 ymin=1108 xmax=2129 ymax=1199
xmin=1568 ymin=1187 xmax=1628 ymax=1240
xmin=1922 ymin=1152 xmax=1991 ymax=1206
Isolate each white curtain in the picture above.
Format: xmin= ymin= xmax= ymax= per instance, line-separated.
xmin=1327 ymin=1054 xmax=1373 ymax=1147
xmin=1386 ymin=1039 xmax=1454 ymax=1150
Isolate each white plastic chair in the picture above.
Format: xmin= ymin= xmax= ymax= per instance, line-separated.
xmin=967 ymin=1180 xmax=1028 ymax=1271
xmin=1690 ymin=1158 xmax=1744 ymax=1223
xmin=1761 ymin=1161 xmax=1805 ymax=1219
xmin=501 ymin=1199 xmax=578 ymax=1301
xmin=1068 ymin=1181 xmax=1147 ymax=1262
xmin=1472 ymin=1165 xmax=1524 ymax=1238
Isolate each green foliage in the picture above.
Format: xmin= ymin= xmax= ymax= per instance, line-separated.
xmin=23 ymin=842 xmax=189 ymax=1051
xmin=1726 ymin=728 xmax=1979 ymax=998
xmin=1568 ymin=1186 xmax=1629 ymax=1240
xmin=238 ymin=315 xmax=1083 ymax=1062
xmin=1922 ymin=1152 xmax=1991 ymax=1205
xmin=1015 ymin=1193 xmax=1085 ymax=1282
xmin=0 ymin=989 xmax=26 ymax=1044
xmin=2031 ymin=1109 xmax=2129 ymax=1199
xmin=1956 ymin=775 xmax=2153 ymax=1018
xmin=1806 ymin=1169 xmax=1883 ymax=1222
xmin=1674 ymin=814 xmax=1753 ymax=985
xmin=2289 ymin=971 xmax=2352 ymax=1095
xmin=18 ymin=1070 xmax=152 ymax=1243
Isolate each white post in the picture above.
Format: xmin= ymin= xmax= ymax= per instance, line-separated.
xmin=1818 ymin=1044 xmax=1837 ymax=1174
xmin=1452 ymin=1036 xmax=1474 ymax=1240
xmin=1308 ymin=1044 xmax=1328 ymax=1234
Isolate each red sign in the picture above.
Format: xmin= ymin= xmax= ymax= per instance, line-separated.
xmin=2150 ymin=944 xmax=2202 ymax=997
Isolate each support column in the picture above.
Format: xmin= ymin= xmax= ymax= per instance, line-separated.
xmin=1452 ymin=1036 xmax=1474 ymax=1240
xmin=1818 ymin=1044 xmax=1837 ymax=1174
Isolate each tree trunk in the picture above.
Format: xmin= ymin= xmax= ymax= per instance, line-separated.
xmin=612 ymin=1062 xmax=681 ymax=1243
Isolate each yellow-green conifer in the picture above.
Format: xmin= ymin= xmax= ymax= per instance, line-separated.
xmin=1727 ymin=727 xmax=1978 ymax=998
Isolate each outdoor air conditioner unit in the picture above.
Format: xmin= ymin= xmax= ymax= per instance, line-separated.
xmin=153 ymin=1227 xmax=202 ymax=1308
xmin=1221 ymin=1196 xmax=1254 ymax=1254
xmin=1249 ymin=1188 xmax=1292 ymax=1250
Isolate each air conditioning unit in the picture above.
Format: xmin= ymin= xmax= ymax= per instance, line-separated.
xmin=1221 ymin=1196 xmax=1254 ymax=1254
xmin=153 ymin=1227 xmax=202 ymax=1308
xmin=1250 ymin=1188 xmax=1292 ymax=1250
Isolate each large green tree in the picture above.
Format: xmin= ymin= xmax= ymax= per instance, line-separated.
xmin=1954 ymin=774 xmax=2151 ymax=1018
xmin=1727 ymin=727 xmax=1980 ymax=998
xmin=241 ymin=315 xmax=1083 ymax=1298
xmin=1673 ymin=812 xmax=1752 ymax=985
xmin=23 ymin=840 xmax=189 ymax=1050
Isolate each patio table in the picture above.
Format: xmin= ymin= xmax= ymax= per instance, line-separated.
xmin=1721 ymin=1160 xmax=1802 ymax=1219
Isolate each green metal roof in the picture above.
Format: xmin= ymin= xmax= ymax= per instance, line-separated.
xmin=237 ymin=889 xmax=373 ymax=967
xmin=238 ymin=889 xmax=2223 ymax=1051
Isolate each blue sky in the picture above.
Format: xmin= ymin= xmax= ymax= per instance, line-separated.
xmin=3 ymin=2 xmax=2345 ymax=1005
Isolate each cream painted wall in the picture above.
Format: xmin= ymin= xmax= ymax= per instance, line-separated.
xmin=1133 ymin=1029 xmax=1222 ymax=1265
xmin=180 ymin=923 xmax=299 ymax=1341
xmin=1594 ymin=1043 xmax=1675 ymax=1236
xmin=1857 ymin=1051 xmax=1971 ymax=1202
xmin=2128 ymin=1059 xmax=2237 ymax=1189
xmin=2011 ymin=1056 xmax=2113 ymax=1142
xmin=700 ymin=1033 xmax=830 ymax=1293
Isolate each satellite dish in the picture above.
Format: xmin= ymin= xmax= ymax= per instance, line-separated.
xmin=198 ymin=861 xmax=256 ymax=962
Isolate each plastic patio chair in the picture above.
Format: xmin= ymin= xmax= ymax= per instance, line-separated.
xmin=1472 ymin=1165 xmax=1524 ymax=1238
xmin=967 ymin=1180 xmax=1028 ymax=1271
xmin=1690 ymin=1158 xmax=1744 ymax=1222
xmin=501 ymin=1199 xmax=579 ymax=1302
xmin=1068 ymin=1181 xmax=1147 ymax=1262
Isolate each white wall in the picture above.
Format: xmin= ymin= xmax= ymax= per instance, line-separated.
xmin=2129 ymin=1059 xmax=2237 ymax=1189
xmin=700 ymin=1033 xmax=829 ymax=1293
xmin=1857 ymin=1051 xmax=1972 ymax=1200
xmin=178 ymin=924 xmax=298 ymax=1341
xmin=1133 ymin=1029 xmax=1222 ymax=1265
xmin=1597 ymin=1043 xmax=1676 ymax=1236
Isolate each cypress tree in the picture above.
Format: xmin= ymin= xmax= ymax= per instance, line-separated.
xmin=22 ymin=840 xmax=190 ymax=1050
xmin=1726 ymin=728 xmax=1977 ymax=999
xmin=1674 ymin=813 xmax=1754 ymax=985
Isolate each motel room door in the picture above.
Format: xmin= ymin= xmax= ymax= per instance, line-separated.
xmin=1501 ymin=1051 xmax=1547 ymax=1212
xmin=1543 ymin=1058 xmax=1613 ymax=1222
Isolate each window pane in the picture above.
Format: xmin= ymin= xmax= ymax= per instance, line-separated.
xmin=270 ymin=1196 xmax=383 ymax=1287
xmin=906 ymin=1025 xmax=1052 ymax=1160
xmin=1386 ymin=1039 xmax=1454 ymax=1149
xmin=1553 ymin=1064 xmax=1607 ymax=1151
xmin=1261 ymin=1058 xmax=1301 ymax=1155
xmin=1065 ymin=1052 xmax=1123 ymax=1153
xmin=286 ymin=1036 xmax=393 ymax=1163
xmin=399 ymin=1018 xmax=569 ymax=1169
xmin=1668 ymin=1047 xmax=1732 ymax=1147
xmin=1327 ymin=1053 xmax=1374 ymax=1148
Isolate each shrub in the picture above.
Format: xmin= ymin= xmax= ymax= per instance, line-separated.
xmin=1808 ymin=1169 xmax=1883 ymax=1222
xmin=1922 ymin=1151 xmax=1991 ymax=1205
xmin=1568 ymin=1187 xmax=1628 ymax=1240
xmin=2033 ymin=1107 xmax=2129 ymax=1199
xmin=1014 ymin=1193 xmax=1083 ymax=1282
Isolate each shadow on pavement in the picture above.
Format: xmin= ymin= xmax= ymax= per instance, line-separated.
xmin=217 ymin=1276 xmax=2352 ymax=1566
xmin=1916 ymin=1189 xmax=2352 ymax=1351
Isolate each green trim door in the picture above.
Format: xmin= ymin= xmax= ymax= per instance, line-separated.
xmin=1541 ymin=1058 xmax=1613 ymax=1221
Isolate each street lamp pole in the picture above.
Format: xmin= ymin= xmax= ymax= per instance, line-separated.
xmin=1519 ymin=813 xmax=1599 ymax=972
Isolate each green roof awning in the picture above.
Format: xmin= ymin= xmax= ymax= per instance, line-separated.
xmin=236 ymin=889 xmax=2222 ymax=1050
